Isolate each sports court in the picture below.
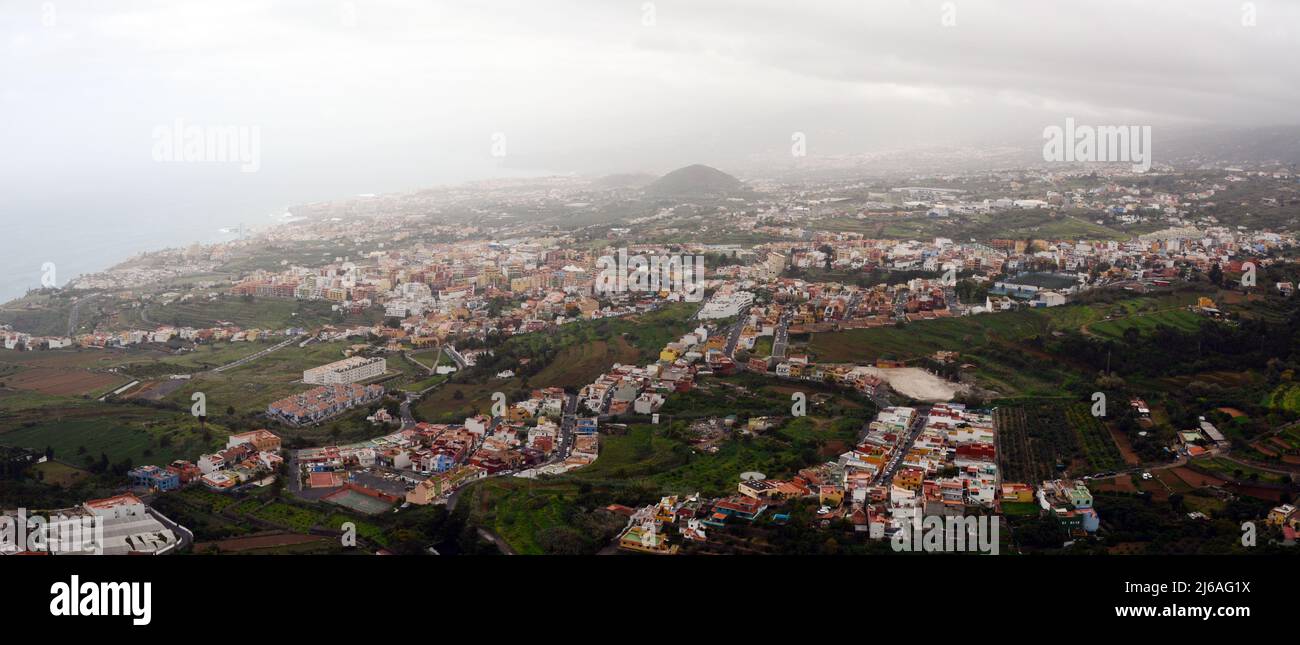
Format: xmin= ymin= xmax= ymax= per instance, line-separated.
xmin=322 ymin=488 xmax=395 ymax=515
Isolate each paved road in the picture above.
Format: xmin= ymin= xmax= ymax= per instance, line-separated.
xmin=771 ymin=311 xmax=791 ymax=359
xmin=554 ymin=392 xmax=579 ymax=462
xmin=443 ymin=344 xmax=469 ymax=370
xmin=876 ymin=406 xmax=929 ymax=485
xmin=723 ymin=306 xmax=751 ymax=358
xmin=476 ymin=527 xmax=517 ymax=555
xmin=399 ymin=393 xmax=418 ymax=429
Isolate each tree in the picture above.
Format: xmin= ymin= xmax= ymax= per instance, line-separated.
xmin=1168 ymin=493 xmax=1185 ymax=512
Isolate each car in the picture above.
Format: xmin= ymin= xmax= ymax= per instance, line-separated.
xmin=1141 ymin=472 xmax=1153 ymax=480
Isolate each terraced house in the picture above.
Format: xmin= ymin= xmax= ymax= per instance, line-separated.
xmin=267 ymin=383 xmax=386 ymax=426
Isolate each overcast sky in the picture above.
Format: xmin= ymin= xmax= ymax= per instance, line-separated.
xmin=2 ymin=0 xmax=1298 ymax=198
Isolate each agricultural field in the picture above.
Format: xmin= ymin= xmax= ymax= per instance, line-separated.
xmin=163 ymin=340 xmax=357 ymax=416
xmin=30 ymin=460 xmax=91 ymax=487
xmin=0 ymin=295 xmax=76 ymax=337
xmin=806 ymin=292 xmax=1208 ymax=398
xmin=144 ymin=341 xmax=270 ymax=372
xmin=414 ymin=374 xmax=520 ymax=424
xmin=529 ymin=337 xmax=640 ymax=388
xmin=0 ymin=401 xmax=231 ymax=468
xmin=1189 ymin=456 xmax=1291 ymax=485
xmin=0 ymin=365 xmax=129 ymax=397
xmin=1062 ymin=403 xmax=1126 ymax=473
xmin=996 ymin=401 xmax=1123 ymax=483
xmin=807 ymin=210 xmax=1129 ymax=242
xmin=135 ymin=296 xmax=382 ymax=331
xmin=1085 ymin=308 xmax=1204 ymax=339
xmin=808 ymin=311 xmax=1082 ymax=397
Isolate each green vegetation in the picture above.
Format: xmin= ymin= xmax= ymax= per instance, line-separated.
xmin=807 ymin=209 xmax=1129 ymax=242
xmin=465 ymin=381 xmax=872 ymax=554
xmin=417 ymin=303 xmax=699 ymax=422
xmin=1266 ymin=383 xmax=1300 ymax=414
xmin=1086 ymin=308 xmax=1203 ymax=339
xmin=997 ymin=401 xmax=1123 ymax=482
xmin=0 ymin=403 xmax=229 ymax=469
xmin=138 ymin=296 xmax=381 ymax=331
xmin=1063 ymin=403 xmax=1125 ymax=473
xmin=1190 ymin=457 xmax=1289 ymax=485
xmin=164 ymin=340 xmax=357 ymax=417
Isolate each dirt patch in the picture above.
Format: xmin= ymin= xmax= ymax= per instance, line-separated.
xmin=1091 ymin=476 xmax=1137 ymax=494
xmin=1252 ymin=442 xmax=1279 ymax=457
xmin=861 ymin=366 xmax=968 ymax=402
xmin=820 ymin=439 xmax=847 ymax=458
xmin=125 ymin=379 xmax=188 ymax=401
xmin=1107 ymin=425 xmax=1141 ymax=465
xmin=3 ymin=366 xmax=126 ymax=397
xmin=1217 ymin=407 xmax=1246 ymax=418
xmin=1168 ymin=467 xmax=1225 ymax=489
xmin=194 ymin=532 xmax=328 ymax=553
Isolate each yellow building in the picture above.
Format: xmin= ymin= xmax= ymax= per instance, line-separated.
xmin=894 ymin=468 xmax=924 ymax=492
xmin=819 ymin=485 xmax=845 ymax=508
xmin=1000 ymin=483 xmax=1035 ymax=504
xmin=1267 ymin=504 xmax=1296 ymax=527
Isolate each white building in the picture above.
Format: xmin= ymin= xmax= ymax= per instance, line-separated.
xmin=698 ymin=290 xmax=755 ymax=319
xmin=303 ymin=356 xmax=387 ymax=385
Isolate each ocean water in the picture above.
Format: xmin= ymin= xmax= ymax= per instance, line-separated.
xmin=0 ymin=218 xmax=241 ymax=303
xmin=0 ymin=187 xmax=268 ymax=304
xmin=0 ymin=157 xmax=546 ymax=304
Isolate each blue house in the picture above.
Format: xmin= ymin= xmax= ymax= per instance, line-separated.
xmin=128 ymin=465 xmax=180 ymax=492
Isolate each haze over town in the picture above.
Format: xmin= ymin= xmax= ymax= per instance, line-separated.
xmin=4 ymin=0 xmax=1300 ymax=299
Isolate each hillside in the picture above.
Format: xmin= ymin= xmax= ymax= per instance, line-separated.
xmin=645 ymin=164 xmax=743 ymax=198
